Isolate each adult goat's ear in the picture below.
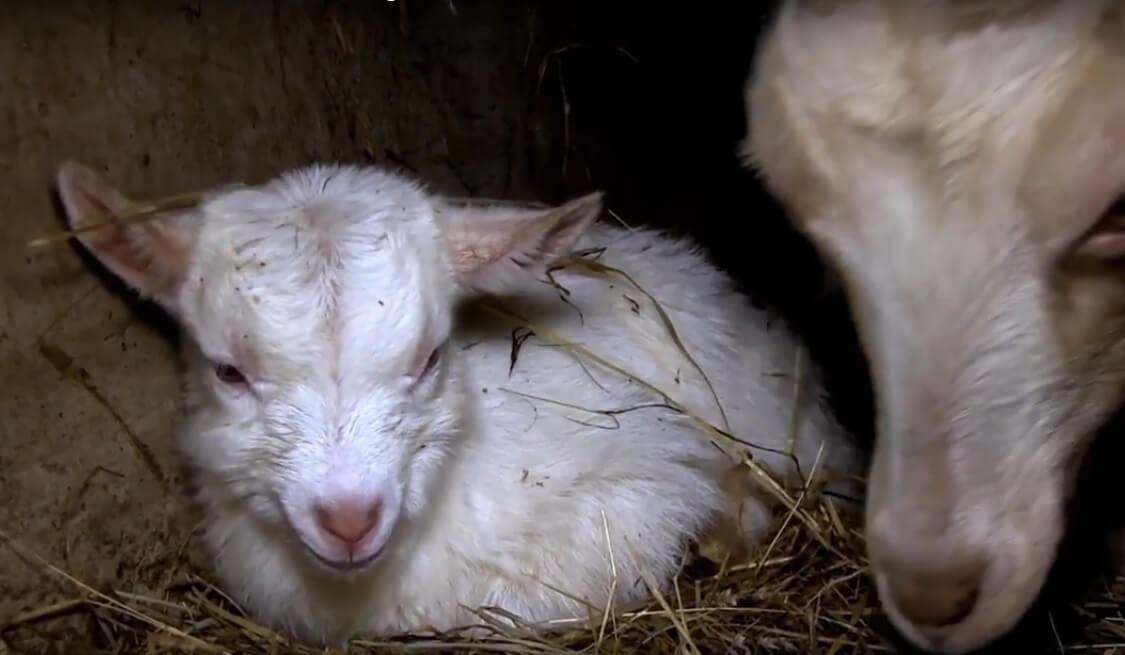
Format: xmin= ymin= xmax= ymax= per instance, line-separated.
xmin=436 ymin=191 xmax=604 ymax=295
xmin=55 ymin=161 xmax=198 ymax=310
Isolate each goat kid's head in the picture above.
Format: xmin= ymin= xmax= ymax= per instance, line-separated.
xmin=54 ymin=161 xmax=602 ymax=575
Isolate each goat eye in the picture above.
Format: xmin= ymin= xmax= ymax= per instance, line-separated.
xmin=1107 ymin=195 xmax=1125 ymax=217
xmin=215 ymin=364 xmax=247 ymax=385
xmin=1076 ymin=195 xmax=1125 ymax=259
xmin=421 ymin=347 xmax=441 ymax=377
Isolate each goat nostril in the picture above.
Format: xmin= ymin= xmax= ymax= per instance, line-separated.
xmin=884 ymin=567 xmax=982 ymax=628
xmin=314 ymin=497 xmax=382 ymax=546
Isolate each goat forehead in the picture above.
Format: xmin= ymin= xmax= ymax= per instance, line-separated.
xmin=245 ymin=277 xmax=433 ymax=367
xmin=772 ymin=7 xmax=1125 ymax=251
xmin=192 ymin=210 xmax=446 ymax=376
xmin=910 ymin=12 xmax=1114 ymax=172
xmin=775 ymin=1 xmax=1112 ymax=160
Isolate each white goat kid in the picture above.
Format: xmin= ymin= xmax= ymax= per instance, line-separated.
xmin=56 ymin=160 xmax=858 ymax=646
xmin=745 ymin=1 xmax=1125 ymax=653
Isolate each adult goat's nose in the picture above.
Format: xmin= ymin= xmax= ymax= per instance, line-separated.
xmin=314 ymin=496 xmax=382 ymax=546
xmin=881 ymin=553 xmax=986 ymax=628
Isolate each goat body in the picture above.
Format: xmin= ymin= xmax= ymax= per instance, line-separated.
xmin=56 ymin=161 xmax=858 ymax=645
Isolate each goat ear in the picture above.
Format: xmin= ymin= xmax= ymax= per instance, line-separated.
xmin=55 ymin=161 xmax=197 ymax=309
xmin=438 ymin=191 xmax=604 ymax=294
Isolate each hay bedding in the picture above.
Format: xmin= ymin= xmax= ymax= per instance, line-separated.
xmin=0 ymin=505 xmax=873 ymax=655
xmin=7 ymin=203 xmax=1125 ymax=655
xmin=6 ymin=514 xmax=1125 ymax=655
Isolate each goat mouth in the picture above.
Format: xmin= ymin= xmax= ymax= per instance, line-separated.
xmin=305 ymin=543 xmax=386 ymax=573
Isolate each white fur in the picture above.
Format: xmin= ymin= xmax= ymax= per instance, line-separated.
xmin=744 ymin=2 xmax=1125 ymax=654
xmin=56 ymin=161 xmax=859 ymax=646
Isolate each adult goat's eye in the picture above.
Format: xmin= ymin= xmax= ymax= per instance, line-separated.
xmin=1107 ymin=195 xmax=1125 ymax=218
xmin=215 ymin=363 xmax=247 ymax=385
xmin=1075 ymin=194 xmax=1125 ymax=259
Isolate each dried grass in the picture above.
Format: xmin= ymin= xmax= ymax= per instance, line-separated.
xmin=7 ymin=500 xmax=1125 ymax=655
xmin=0 ymin=509 xmax=879 ymax=655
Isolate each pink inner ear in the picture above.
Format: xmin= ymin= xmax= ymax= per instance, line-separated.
xmin=89 ymin=222 xmax=147 ymax=269
xmin=83 ymin=208 xmax=192 ymax=301
xmin=449 ymin=227 xmax=515 ymax=276
xmin=73 ymin=185 xmax=154 ymax=273
xmin=78 ymin=185 xmax=118 ymax=221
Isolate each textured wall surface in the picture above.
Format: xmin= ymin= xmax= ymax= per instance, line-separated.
xmin=0 ymin=1 xmax=562 ymax=648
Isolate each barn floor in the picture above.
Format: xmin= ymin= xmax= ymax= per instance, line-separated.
xmin=2 ymin=1 xmax=1125 ymax=654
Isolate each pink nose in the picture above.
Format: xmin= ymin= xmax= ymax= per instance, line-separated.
xmin=314 ymin=496 xmax=382 ymax=546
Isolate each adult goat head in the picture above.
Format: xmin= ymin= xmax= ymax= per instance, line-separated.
xmin=744 ymin=1 xmax=1125 ymax=653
